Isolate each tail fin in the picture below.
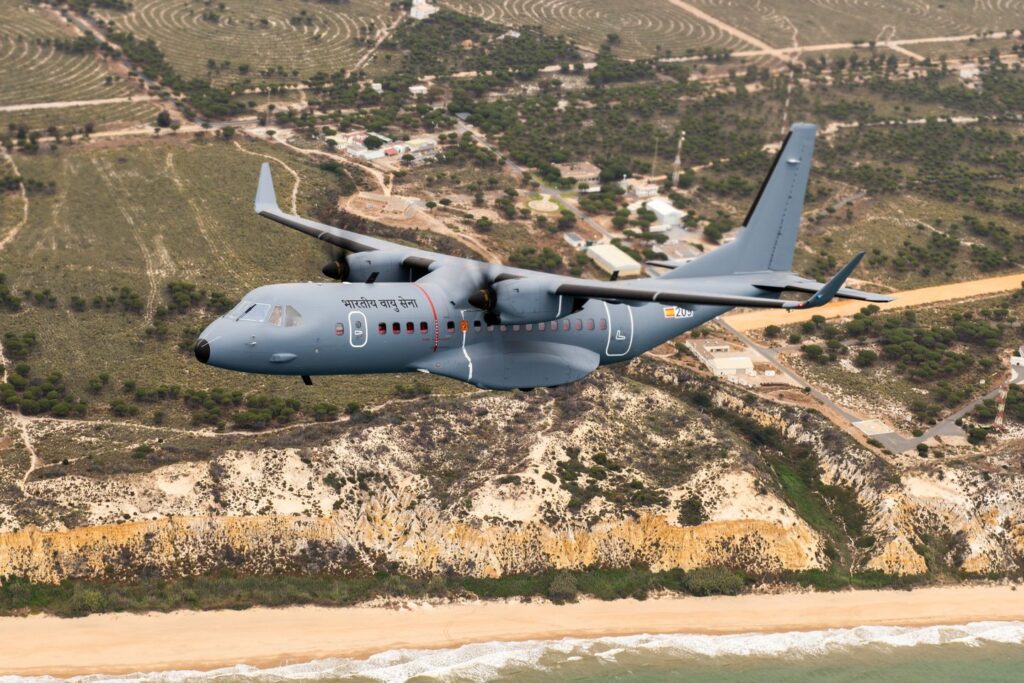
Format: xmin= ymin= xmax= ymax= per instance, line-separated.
xmin=662 ymin=122 xmax=816 ymax=278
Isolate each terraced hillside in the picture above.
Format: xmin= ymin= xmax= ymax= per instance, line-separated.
xmin=439 ymin=0 xmax=749 ymax=56
xmin=0 ymin=1 xmax=156 ymax=129
xmin=95 ymin=0 xmax=397 ymax=83
xmin=690 ymin=0 xmax=1024 ymax=48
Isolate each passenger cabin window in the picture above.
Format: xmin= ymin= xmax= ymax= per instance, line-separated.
xmin=587 ymin=319 xmax=595 ymax=331
xmin=392 ymin=322 xmax=401 ymax=335
xmin=473 ymin=320 xmax=482 ymax=331
xmin=406 ymin=322 xmax=415 ymax=334
xmin=335 ymin=323 xmax=345 ymax=336
xmin=378 ymin=322 xmax=387 ymax=335
xmin=446 ymin=320 xmax=455 ymax=332
xmin=538 ymin=322 xmax=545 ymax=331
xmin=562 ymin=320 xmax=570 ymax=331
xmin=574 ymin=320 xmax=582 ymax=331
xmin=238 ymin=303 xmax=271 ymax=323
xmin=420 ymin=321 xmax=429 ymax=333
xmin=599 ymin=318 xmax=607 ymax=330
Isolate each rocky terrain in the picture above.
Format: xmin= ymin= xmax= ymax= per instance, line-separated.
xmin=2 ymin=359 xmax=1023 ymax=586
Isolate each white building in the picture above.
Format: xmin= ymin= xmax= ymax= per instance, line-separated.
xmin=408 ymin=84 xmax=429 ymax=96
xmin=586 ymin=244 xmax=642 ymax=277
xmin=621 ymin=178 xmax=658 ymax=199
xmin=709 ymin=356 xmax=755 ymax=377
xmin=410 ymin=0 xmax=439 ymax=20
xmin=563 ymin=232 xmax=587 ymax=250
xmin=645 ymin=198 xmax=685 ymax=231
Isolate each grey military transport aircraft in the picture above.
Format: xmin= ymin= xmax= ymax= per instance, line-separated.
xmin=194 ymin=123 xmax=890 ymax=390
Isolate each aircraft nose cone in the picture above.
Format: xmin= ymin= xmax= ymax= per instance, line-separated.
xmin=194 ymin=338 xmax=211 ymax=364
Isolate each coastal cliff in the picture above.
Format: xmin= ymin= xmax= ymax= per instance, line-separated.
xmin=2 ymin=362 xmax=1023 ymax=584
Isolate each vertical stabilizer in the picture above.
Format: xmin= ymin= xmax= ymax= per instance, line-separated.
xmin=662 ymin=122 xmax=816 ymax=278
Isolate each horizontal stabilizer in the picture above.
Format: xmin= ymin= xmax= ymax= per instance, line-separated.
xmin=753 ymin=270 xmax=893 ymax=303
xmin=781 ymin=252 xmax=864 ymax=310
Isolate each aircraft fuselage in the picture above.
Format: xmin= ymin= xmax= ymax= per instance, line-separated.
xmin=196 ymin=281 xmax=727 ymax=389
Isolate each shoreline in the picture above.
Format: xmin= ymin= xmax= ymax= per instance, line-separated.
xmin=1 ymin=585 xmax=1024 ymax=676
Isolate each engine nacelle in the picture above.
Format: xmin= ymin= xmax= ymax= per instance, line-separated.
xmin=492 ymin=279 xmax=570 ymax=325
xmin=344 ymin=252 xmax=416 ymax=283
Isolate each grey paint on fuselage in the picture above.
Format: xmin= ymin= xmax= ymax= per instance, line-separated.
xmin=199 ymin=281 xmax=727 ymax=389
xmin=194 ymin=123 xmax=890 ymax=390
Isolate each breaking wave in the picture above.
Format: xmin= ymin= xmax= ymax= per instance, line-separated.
xmin=7 ymin=621 xmax=1024 ymax=683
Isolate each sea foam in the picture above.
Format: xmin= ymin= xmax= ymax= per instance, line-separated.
xmin=5 ymin=621 xmax=1024 ymax=683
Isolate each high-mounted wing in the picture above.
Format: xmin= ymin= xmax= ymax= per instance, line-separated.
xmin=557 ymin=253 xmax=867 ymax=311
xmin=254 ymin=162 xmax=395 ymax=254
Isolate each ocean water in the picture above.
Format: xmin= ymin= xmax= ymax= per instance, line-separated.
xmin=6 ymin=622 xmax=1024 ymax=683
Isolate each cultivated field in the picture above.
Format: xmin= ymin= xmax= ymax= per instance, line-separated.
xmin=95 ymin=0 xmax=397 ymax=82
xmin=689 ymin=0 xmax=1024 ymax=48
xmin=0 ymin=1 xmax=145 ymax=121
xmin=439 ymin=0 xmax=749 ymax=56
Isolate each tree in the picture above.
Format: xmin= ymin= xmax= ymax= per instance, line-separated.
xmin=764 ymin=325 xmax=782 ymax=339
xmin=155 ymin=111 xmax=172 ymax=128
xmin=363 ymin=134 xmax=384 ymax=150
xmin=854 ymin=349 xmax=878 ymax=368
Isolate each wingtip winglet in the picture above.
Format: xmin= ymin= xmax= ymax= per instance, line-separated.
xmin=790 ymin=251 xmax=866 ymax=310
xmin=254 ymin=162 xmax=280 ymax=214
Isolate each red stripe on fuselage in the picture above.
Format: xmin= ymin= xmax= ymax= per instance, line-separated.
xmin=412 ymin=283 xmax=439 ymax=352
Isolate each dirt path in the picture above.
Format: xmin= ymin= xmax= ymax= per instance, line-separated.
xmin=0 ymin=149 xmax=29 ymax=254
xmin=259 ymin=131 xmax=390 ymax=196
xmin=232 ymin=140 xmax=300 ymax=213
xmin=0 ymin=338 xmax=42 ymax=497
xmin=665 ymin=0 xmax=781 ymax=57
xmin=354 ymin=12 xmax=404 ymax=72
xmin=0 ymin=96 xmax=161 ymax=113
xmin=724 ymin=29 xmax=1020 ymax=60
xmin=725 ymin=270 xmax=1024 ymax=331
xmin=89 ymin=156 xmax=162 ymax=321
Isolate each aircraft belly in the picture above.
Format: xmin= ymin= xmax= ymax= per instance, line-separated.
xmin=413 ymin=340 xmax=600 ymax=390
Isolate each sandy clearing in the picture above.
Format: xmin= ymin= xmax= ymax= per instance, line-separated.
xmin=1 ymin=585 xmax=1022 ymax=676
xmin=725 ymin=271 xmax=1024 ymax=331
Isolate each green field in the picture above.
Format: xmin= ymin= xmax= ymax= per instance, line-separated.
xmin=439 ymin=0 xmax=749 ymax=56
xmin=0 ymin=137 xmax=467 ymax=431
xmin=96 ymin=0 xmax=397 ymax=83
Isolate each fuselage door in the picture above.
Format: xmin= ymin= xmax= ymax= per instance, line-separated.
xmin=348 ymin=310 xmax=367 ymax=349
xmin=603 ymin=302 xmax=633 ymax=357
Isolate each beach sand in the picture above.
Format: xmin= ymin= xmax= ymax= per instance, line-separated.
xmin=1 ymin=584 xmax=1023 ymax=676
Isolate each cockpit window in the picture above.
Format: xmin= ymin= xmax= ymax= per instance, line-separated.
xmin=268 ymin=305 xmax=284 ymax=326
xmin=284 ymin=305 xmax=303 ymax=327
xmin=238 ymin=303 xmax=271 ymax=322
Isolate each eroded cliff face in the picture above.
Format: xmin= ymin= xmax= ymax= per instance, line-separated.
xmin=1 ymin=362 xmax=1023 ymax=583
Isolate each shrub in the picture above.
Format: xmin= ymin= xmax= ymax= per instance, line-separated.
xmin=546 ymin=572 xmax=578 ymax=604
xmin=683 ymin=566 xmax=744 ymax=596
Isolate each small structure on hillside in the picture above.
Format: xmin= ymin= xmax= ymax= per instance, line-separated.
xmin=621 ymin=178 xmax=658 ymax=199
xmin=645 ymin=198 xmax=685 ymax=231
xmin=409 ymin=84 xmax=429 ymax=96
xmin=553 ymin=161 xmax=601 ymax=188
xmin=586 ymin=244 xmax=642 ymax=277
xmin=563 ymin=232 xmax=588 ymax=250
xmin=410 ymin=0 xmax=439 ymax=20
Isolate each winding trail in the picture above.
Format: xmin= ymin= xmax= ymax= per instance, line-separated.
xmin=232 ymin=140 xmax=300 ymax=213
xmin=0 ymin=149 xmax=28 ymax=254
